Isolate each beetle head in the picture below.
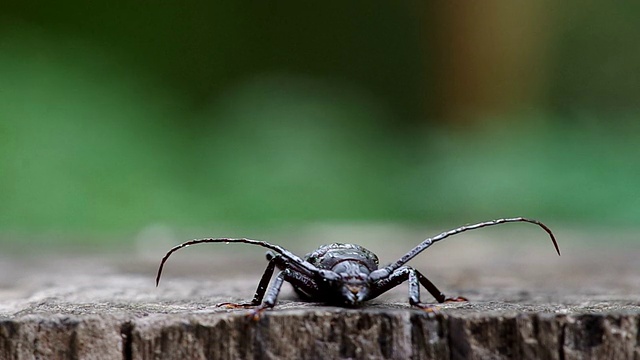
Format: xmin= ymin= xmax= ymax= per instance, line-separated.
xmin=338 ymin=274 xmax=369 ymax=306
xmin=319 ymin=261 xmax=371 ymax=306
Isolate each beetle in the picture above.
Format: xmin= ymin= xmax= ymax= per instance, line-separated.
xmin=156 ymin=217 xmax=559 ymax=317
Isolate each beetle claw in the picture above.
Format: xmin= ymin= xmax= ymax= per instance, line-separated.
xmin=216 ymin=302 xmax=257 ymax=309
xmin=216 ymin=302 xmax=270 ymax=320
xmin=413 ymin=303 xmax=440 ymax=313
xmin=444 ymin=296 xmax=468 ymax=303
xmin=247 ymin=306 xmax=269 ymax=321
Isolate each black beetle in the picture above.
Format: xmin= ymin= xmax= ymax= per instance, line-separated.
xmin=156 ymin=217 xmax=559 ymax=317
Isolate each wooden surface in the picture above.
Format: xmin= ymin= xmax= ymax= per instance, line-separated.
xmin=1 ymin=231 xmax=639 ymax=359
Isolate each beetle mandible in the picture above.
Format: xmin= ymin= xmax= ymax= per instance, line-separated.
xmin=156 ymin=217 xmax=560 ymax=317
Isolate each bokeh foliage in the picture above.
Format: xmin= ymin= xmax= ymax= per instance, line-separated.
xmin=1 ymin=2 xmax=640 ymax=239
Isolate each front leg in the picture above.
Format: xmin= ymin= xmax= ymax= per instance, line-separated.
xmin=218 ymin=253 xmax=287 ymax=308
xmin=413 ymin=270 xmax=467 ymax=303
xmin=247 ymin=270 xmax=287 ymax=320
xmin=218 ymin=267 xmax=287 ymax=320
xmin=369 ymin=266 xmax=466 ymax=311
xmin=407 ymin=268 xmax=439 ymax=311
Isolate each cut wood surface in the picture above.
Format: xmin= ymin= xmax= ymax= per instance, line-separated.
xmin=0 ymin=231 xmax=639 ymax=359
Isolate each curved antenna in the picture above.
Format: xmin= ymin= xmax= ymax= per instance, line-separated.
xmin=382 ymin=217 xmax=559 ymax=276
xmin=155 ymin=238 xmax=318 ymax=286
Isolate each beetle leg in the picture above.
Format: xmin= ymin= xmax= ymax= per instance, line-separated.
xmin=217 ymin=254 xmax=288 ymax=308
xmin=413 ymin=270 xmax=468 ymax=303
xmin=370 ymin=266 xmax=465 ymax=311
xmin=285 ymin=268 xmax=321 ymax=301
xmin=407 ymin=268 xmax=439 ymax=312
xmin=369 ymin=266 xmax=437 ymax=311
xmin=248 ymin=270 xmax=287 ymax=320
xmin=368 ymin=266 xmax=434 ymax=310
xmin=368 ymin=266 xmax=409 ymax=299
xmin=267 ymin=250 xmax=322 ymax=300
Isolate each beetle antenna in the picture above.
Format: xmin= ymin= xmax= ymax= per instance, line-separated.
xmin=155 ymin=238 xmax=318 ymax=286
xmin=383 ymin=217 xmax=559 ymax=275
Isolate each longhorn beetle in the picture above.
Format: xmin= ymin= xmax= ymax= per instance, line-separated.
xmin=156 ymin=217 xmax=559 ymax=317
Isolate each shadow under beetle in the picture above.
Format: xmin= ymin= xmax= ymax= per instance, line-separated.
xmin=156 ymin=217 xmax=560 ymax=317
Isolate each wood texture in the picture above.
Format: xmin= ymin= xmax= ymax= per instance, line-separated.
xmin=1 ymin=236 xmax=639 ymax=359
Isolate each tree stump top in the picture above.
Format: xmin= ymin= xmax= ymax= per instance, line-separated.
xmin=1 ymin=233 xmax=639 ymax=359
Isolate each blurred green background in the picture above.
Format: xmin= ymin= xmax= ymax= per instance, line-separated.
xmin=2 ymin=2 xmax=639 ymax=246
